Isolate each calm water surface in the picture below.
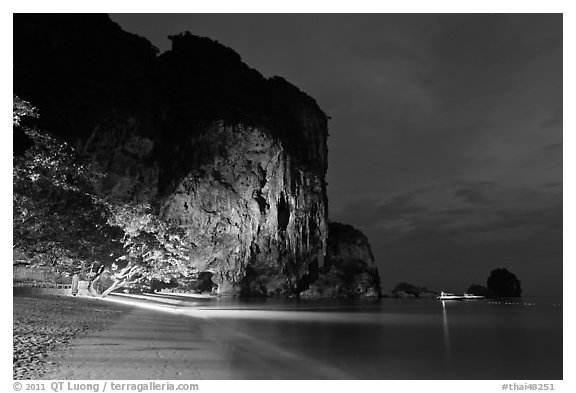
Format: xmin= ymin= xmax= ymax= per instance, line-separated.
xmin=156 ymin=295 xmax=563 ymax=379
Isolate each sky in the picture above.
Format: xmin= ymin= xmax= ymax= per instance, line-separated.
xmin=110 ymin=14 xmax=563 ymax=296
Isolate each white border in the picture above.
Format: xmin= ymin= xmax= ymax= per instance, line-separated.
xmin=2 ymin=2 xmax=572 ymax=392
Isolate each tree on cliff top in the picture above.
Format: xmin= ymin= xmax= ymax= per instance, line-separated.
xmin=13 ymin=96 xmax=195 ymax=296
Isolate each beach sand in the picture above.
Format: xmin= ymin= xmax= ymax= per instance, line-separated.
xmin=39 ymin=294 xmax=349 ymax=379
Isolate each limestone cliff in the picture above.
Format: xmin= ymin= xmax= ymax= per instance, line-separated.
xmin=159 ymin=119 xmax=328 ymax=296
xmin=301 ymin=222 xmax=381 ymax=298
xmin=13 ymin=14 xmax=377 ymax=297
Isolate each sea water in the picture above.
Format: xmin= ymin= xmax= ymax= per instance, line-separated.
xmin=174 ymin=296 xmax=562 ymax=379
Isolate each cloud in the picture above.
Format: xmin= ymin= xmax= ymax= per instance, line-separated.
xmin=539 ymin=142 xmax=563 ymax=154
xmin=454 ymin=187 xmax=492 ymax=205
xmin=541 ymin=182 xmax=562 ymax=189
xmin=331 ymin=180 xmax=561 ymax=295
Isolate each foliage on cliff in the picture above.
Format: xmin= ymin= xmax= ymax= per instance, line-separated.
xmin=13 ymin=97 xmax=117 ymax=272
xmin=13 ymin=97 xmax=193 ymax=295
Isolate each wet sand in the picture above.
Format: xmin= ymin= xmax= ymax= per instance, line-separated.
xmin=44 ymin=295 xmax=351 ymax=379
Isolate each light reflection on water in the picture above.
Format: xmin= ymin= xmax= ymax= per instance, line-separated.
xmin=441 ymin=300 xmax=453 ymax=377
xmin=110 ymin=294 xmax=562 ymax=379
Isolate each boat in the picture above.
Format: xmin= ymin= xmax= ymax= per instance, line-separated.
xmin=463 ymin=293 xmax=485 ymax=299
xmin=437 ymin=291 xmax=464 ymax=300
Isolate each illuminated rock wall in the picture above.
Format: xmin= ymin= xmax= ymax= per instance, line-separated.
xmin=14 ymin=14 xmax=379 ymax=297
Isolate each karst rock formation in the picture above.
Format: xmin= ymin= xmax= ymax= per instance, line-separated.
xmin=13 ymin=14 xmax=380 ymax=297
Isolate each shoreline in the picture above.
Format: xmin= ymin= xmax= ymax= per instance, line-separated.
xmin=14 ymin=292 xmax=562 ymax=380
xmin=41 ymin=295 xmax=353 ymax=380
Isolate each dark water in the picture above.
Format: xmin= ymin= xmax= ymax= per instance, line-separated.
xmin=128 ymin=294 xmax=563 ymax=379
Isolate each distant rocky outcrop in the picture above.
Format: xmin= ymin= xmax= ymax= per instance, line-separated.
xmin=13 ymin=15 xmax=379 ymax=297
xmin=300 ymin=222 xmax=380 ymax=298
xmin=487 ymin=268 xmax=522 ymax=297
xmin=466 ymin=284 xmax=496 ymax=298
xmin=467 ymin=268 xmax=522 ymax=298
xmin=391 ymin=282 xmax=438 ymax=299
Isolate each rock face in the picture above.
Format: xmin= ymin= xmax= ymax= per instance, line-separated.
xmin=13 ymin=15 xmax=377 ymax=297
xmin=160 ymin=121 xmax=328 ymax=296
xmin=301 ymin=223 xmax=381 ymax=298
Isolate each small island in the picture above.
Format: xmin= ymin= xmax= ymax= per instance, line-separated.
xmin=389 ymin=267 xmax=523 ymax=299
